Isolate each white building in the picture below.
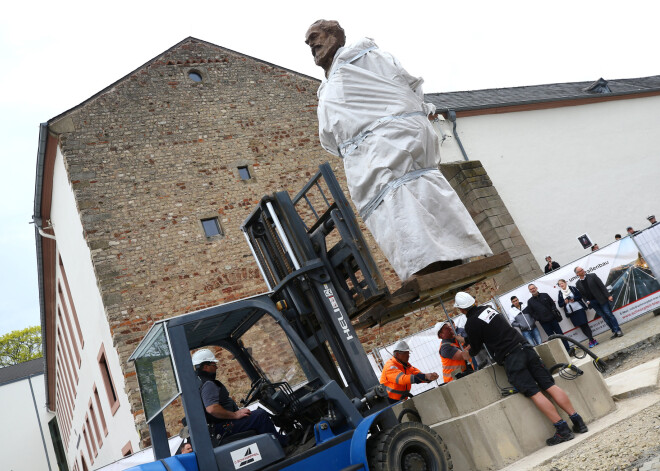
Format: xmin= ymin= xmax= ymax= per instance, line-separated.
xmin=34 ymin=139 xmax=140 ymax=470
xmin=0 ymin=359 xmax=61 ymax=470
xmin=429 ymin=76 xmax=660 ymax=269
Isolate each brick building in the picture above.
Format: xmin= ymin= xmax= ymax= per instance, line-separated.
xmin=34 ymin=37 xmax=534 ymax=469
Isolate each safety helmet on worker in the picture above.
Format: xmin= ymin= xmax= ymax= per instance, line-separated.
xmin=191 ymin=348 xmax=218 ymax=366
xmin=435 ymin=321 xmax=452 ymax=337
xmin=454 ymin=292 xmax=476 ymax=309
xmin=393 ymin=340 xmax=411 ymax=353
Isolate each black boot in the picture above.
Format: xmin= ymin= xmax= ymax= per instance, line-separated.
xmin=546 ymin=420 xmax=574 ymax=446
xmin=570 ymin=413 xmax=588 ymax=433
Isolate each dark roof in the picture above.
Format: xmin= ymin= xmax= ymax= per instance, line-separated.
xmin=425 ymin=75 xmax=660 ymax=112
xmin=0 ymin=358 xmax=45 ymax=386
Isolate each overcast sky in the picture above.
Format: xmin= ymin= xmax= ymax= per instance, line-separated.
xmin=0 ymin=0 xmax=657 ymax=335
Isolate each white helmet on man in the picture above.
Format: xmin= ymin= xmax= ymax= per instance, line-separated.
xmin=454 ymin=292 xmax=476 ymax=309
xmin=191 ymin=348 xmax=218 ymax=366
xmin=393 ymin=340 xmax=411 ymax=353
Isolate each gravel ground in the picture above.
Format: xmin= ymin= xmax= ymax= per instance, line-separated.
xmin=532 ymin=339 xmax=660 ymax=471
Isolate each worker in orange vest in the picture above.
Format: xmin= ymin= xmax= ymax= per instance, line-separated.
xmin=437 ymin=321 xmax=472 ymax=383
xmin=380 ymin=340 xmax=439 ymax=403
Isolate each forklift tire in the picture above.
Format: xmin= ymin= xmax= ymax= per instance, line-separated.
xmin=368 ymin=421 xmax=452 ymax=471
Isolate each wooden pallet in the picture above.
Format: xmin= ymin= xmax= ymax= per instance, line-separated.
xmin=354 ymin=252 xmax=513 ymax=328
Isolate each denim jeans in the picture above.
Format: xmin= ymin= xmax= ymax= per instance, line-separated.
xmin=540 ymin=320 xmax=570 ymax=350
xmin=521 ymin=327 xmax=542 ymax=346
xmin=589 ymin=299 xmax=621 ymax=333
xmin=216 ymin=408 xmax=287 ymax=446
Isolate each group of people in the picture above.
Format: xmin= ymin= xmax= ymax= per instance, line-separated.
xmin=380 ymin=291 xmax=591 ymax=447
xmin=508 ymin=268 xmax=622 ymax=351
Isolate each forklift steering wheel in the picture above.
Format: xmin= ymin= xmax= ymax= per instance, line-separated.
xmin=241 ymin=377 xmax=268 ymax=407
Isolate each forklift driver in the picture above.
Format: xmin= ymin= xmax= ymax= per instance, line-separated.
xmin=380 ymin=341 xmax=439 ymax=404
xmin=192 ymin=349 xmax=288 ymax=447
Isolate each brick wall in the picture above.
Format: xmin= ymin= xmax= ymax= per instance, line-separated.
xmin=48 ymin=38 xmax=403 ymax=446
xmin=48 ymin=38 xmax=535 ymax=447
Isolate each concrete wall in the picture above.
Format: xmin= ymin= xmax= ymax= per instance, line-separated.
xmin=50 ymin=147 xmax=140 ymax=469
xmin=433 ymin=96 xmax=660 ymax=269
xmin=0 ymin=373 xmax=58 ymax=471
xmin=394 ymin=339 xmax=615 ymax=470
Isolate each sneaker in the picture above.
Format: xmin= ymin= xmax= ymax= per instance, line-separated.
xmin=546 ymin=431 xmax=575 ymax=446
xmin=588 ymin=340 xmax=595 ymax=348
xmin=610 ymin=333 xmax=619 ymax=339
xmin=592 ymin=339 xmax=599 ymax=347
xmin=616 ymin=331 xmax=624 ymax=337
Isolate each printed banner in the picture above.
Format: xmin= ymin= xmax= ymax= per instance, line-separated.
xmin=498 ymin=236 xmax=660 ymax=342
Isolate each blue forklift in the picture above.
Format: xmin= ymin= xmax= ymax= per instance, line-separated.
xmin=128 ymin=164 xmax=452 ymax=471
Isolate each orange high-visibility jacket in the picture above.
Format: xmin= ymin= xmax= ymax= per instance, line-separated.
xmin=440 ymin=340 xmax=467 ymax=383
xmin=380 ymin=357 xmax=422 ymax=402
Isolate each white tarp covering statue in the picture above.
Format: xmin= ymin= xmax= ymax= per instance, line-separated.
xmin=305 ymin=20 xmax=492 ymax=280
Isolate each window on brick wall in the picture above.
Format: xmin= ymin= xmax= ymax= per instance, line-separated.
xmin=188 ymin=70 xmax=202 ymax=82
xmin=238 ymin=166 xmax=251 ymax=180
xmin=97 ymin=345 xmax=120 ymax=415
xmin=201 ymin=217 xmax=223 ymax=238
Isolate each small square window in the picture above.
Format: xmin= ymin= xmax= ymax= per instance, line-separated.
xmin=238 ymin=166 xmax=251 ymax=180
xmin=201 ymin=218 xmax=222 ymax=238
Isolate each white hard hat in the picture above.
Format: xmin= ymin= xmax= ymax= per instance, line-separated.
xmin=454 ymin=292 xmax=476 ymax=309
xmin=191 ymin=349 xmax=218 ymax=366
xmin=393 ymin=340 xmax=411 ymax=353
xmin=435 ymin=321 xmax=451 ymax=335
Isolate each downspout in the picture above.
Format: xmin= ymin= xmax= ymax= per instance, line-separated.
xmin=447 ymin=110 xmax=470 ymax=161
xmin=29 ymin=374 xmax=53 ymax=471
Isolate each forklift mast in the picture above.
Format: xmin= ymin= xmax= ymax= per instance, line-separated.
xmin=241 ymin=163 xmax=389 ymax=400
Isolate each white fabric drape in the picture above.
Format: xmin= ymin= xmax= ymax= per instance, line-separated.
xmin=317 ymin=38 xmax=491 ymax=280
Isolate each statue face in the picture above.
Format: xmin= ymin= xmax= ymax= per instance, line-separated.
xmin=305 ymin=24 xmax=342 ymax=73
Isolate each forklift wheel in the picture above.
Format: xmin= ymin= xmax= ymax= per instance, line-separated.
xmin=368 ymin=422 xmax=452 ymax=471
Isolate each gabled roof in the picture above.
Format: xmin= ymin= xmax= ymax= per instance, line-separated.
xmin=0 ymin=358 xmax=44 ymax=386
xmin=48 ymin=36 xmax=319 ymax=126
xmin=426 ymin=75 xmax=660 ymax=113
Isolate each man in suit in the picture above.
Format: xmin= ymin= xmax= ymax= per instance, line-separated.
xmin=574 ymin=266 xmax=623 ymax=339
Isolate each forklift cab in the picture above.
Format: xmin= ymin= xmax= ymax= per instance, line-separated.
xmin=129 ymin=294 xmax=372 ymax=471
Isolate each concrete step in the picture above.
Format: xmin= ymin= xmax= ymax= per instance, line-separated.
xmin=605 ymin=357 xmax=660 ymax=400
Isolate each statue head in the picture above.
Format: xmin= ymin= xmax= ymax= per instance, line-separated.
xmin=305 ymin=20 xmax=346 ymax=76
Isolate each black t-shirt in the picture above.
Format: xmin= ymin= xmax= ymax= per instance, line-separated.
xmin=199 ymin=373 xmax=238 ymax=424
xmin=440 ymin=338 xmax=460 ymax=359
xmin=464 ymin=305 xmax=526 ymax=364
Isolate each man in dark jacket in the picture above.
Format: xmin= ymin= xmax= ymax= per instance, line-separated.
xmin=574 ymin=266 xmax=623 ymax=338
xmin=454 ymin=292 xmax=588 ymax=446
xmin=524 ymin=284 xmax=569 ymax=350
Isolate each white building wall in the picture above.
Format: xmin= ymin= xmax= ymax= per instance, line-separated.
xmin=50 ymin=146 xmax=140 ymax=469
xmin=0 ymin=373 xmax=58 ymax=471
xmin=434 ymin=95 xmax=660 ymax=271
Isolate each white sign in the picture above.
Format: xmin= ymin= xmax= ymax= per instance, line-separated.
xmin=231 ymin=443 xmax=262 ymax=469
xmin=499 ymin=236 xmax=660 ymax=342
